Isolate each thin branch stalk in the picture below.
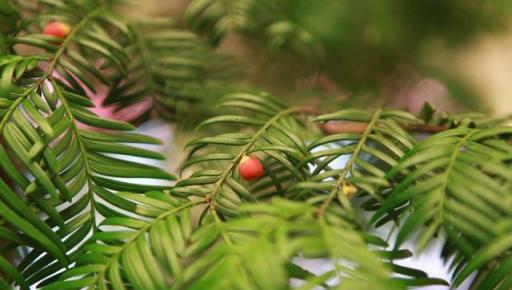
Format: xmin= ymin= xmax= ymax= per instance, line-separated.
xmin=319 ymin=121 xmax=448 ymax=135
xmin=296 ymin=106 xmax=449 ymax=135
xmin=317 ymin=109 xmax=382 ymax=218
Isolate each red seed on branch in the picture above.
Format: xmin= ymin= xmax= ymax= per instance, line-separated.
xmin=43 ymin=22 xmax=71 ymax=39
xmin=238 ymin=155 xmax=264 ymax=181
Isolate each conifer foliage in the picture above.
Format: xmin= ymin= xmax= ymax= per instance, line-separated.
xmin=0 ymin=0 xmax=511 ymax=289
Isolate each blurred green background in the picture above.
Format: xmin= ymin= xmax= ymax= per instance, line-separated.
xmin=125 ymin=0 xmax=512 ymax=117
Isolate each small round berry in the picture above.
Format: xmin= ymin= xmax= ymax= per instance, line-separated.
xmin=238 ymin=155 xmax=264 ymax=181
xmin=43 ymin=22 xmax=71 ymax=38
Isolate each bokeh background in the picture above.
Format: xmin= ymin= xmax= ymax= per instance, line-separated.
xmin=122 ymin=0 xmax=512 ymax=117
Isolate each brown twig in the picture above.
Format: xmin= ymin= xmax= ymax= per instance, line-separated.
xmin=296 ymin=106 xmax=449 ymax=134
xmin=318 ymin=121 xmax=449 ymax=135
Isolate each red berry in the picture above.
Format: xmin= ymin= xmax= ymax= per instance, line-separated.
xmin=43 ymin=22 xmax=71 ymax=38
xmin=238 ymin=155 xmax=264 ymax=181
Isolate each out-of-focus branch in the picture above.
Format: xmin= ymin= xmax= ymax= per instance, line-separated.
xmin=296 ymin=106 xmax=449 ymax=134
xmin=318 ymin=121 xmax=449 ymax=134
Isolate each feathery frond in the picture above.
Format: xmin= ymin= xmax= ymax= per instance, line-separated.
xmin=290 ymin=108 xmax=420 ymax=219
xmin=0 ymin=0 xmax=175 ymax=287
xmin=185 ymin=0 xmax=322 ymax=58
xmin=44 ymin=193 xmax=435 ymax=290
xmin=174 ymin=93 xmax=310 ymax=216
xmin=104 ymin=18 xmax=234 ymax=123
xmin=372 ymin=126 xmax=512 ymax=289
